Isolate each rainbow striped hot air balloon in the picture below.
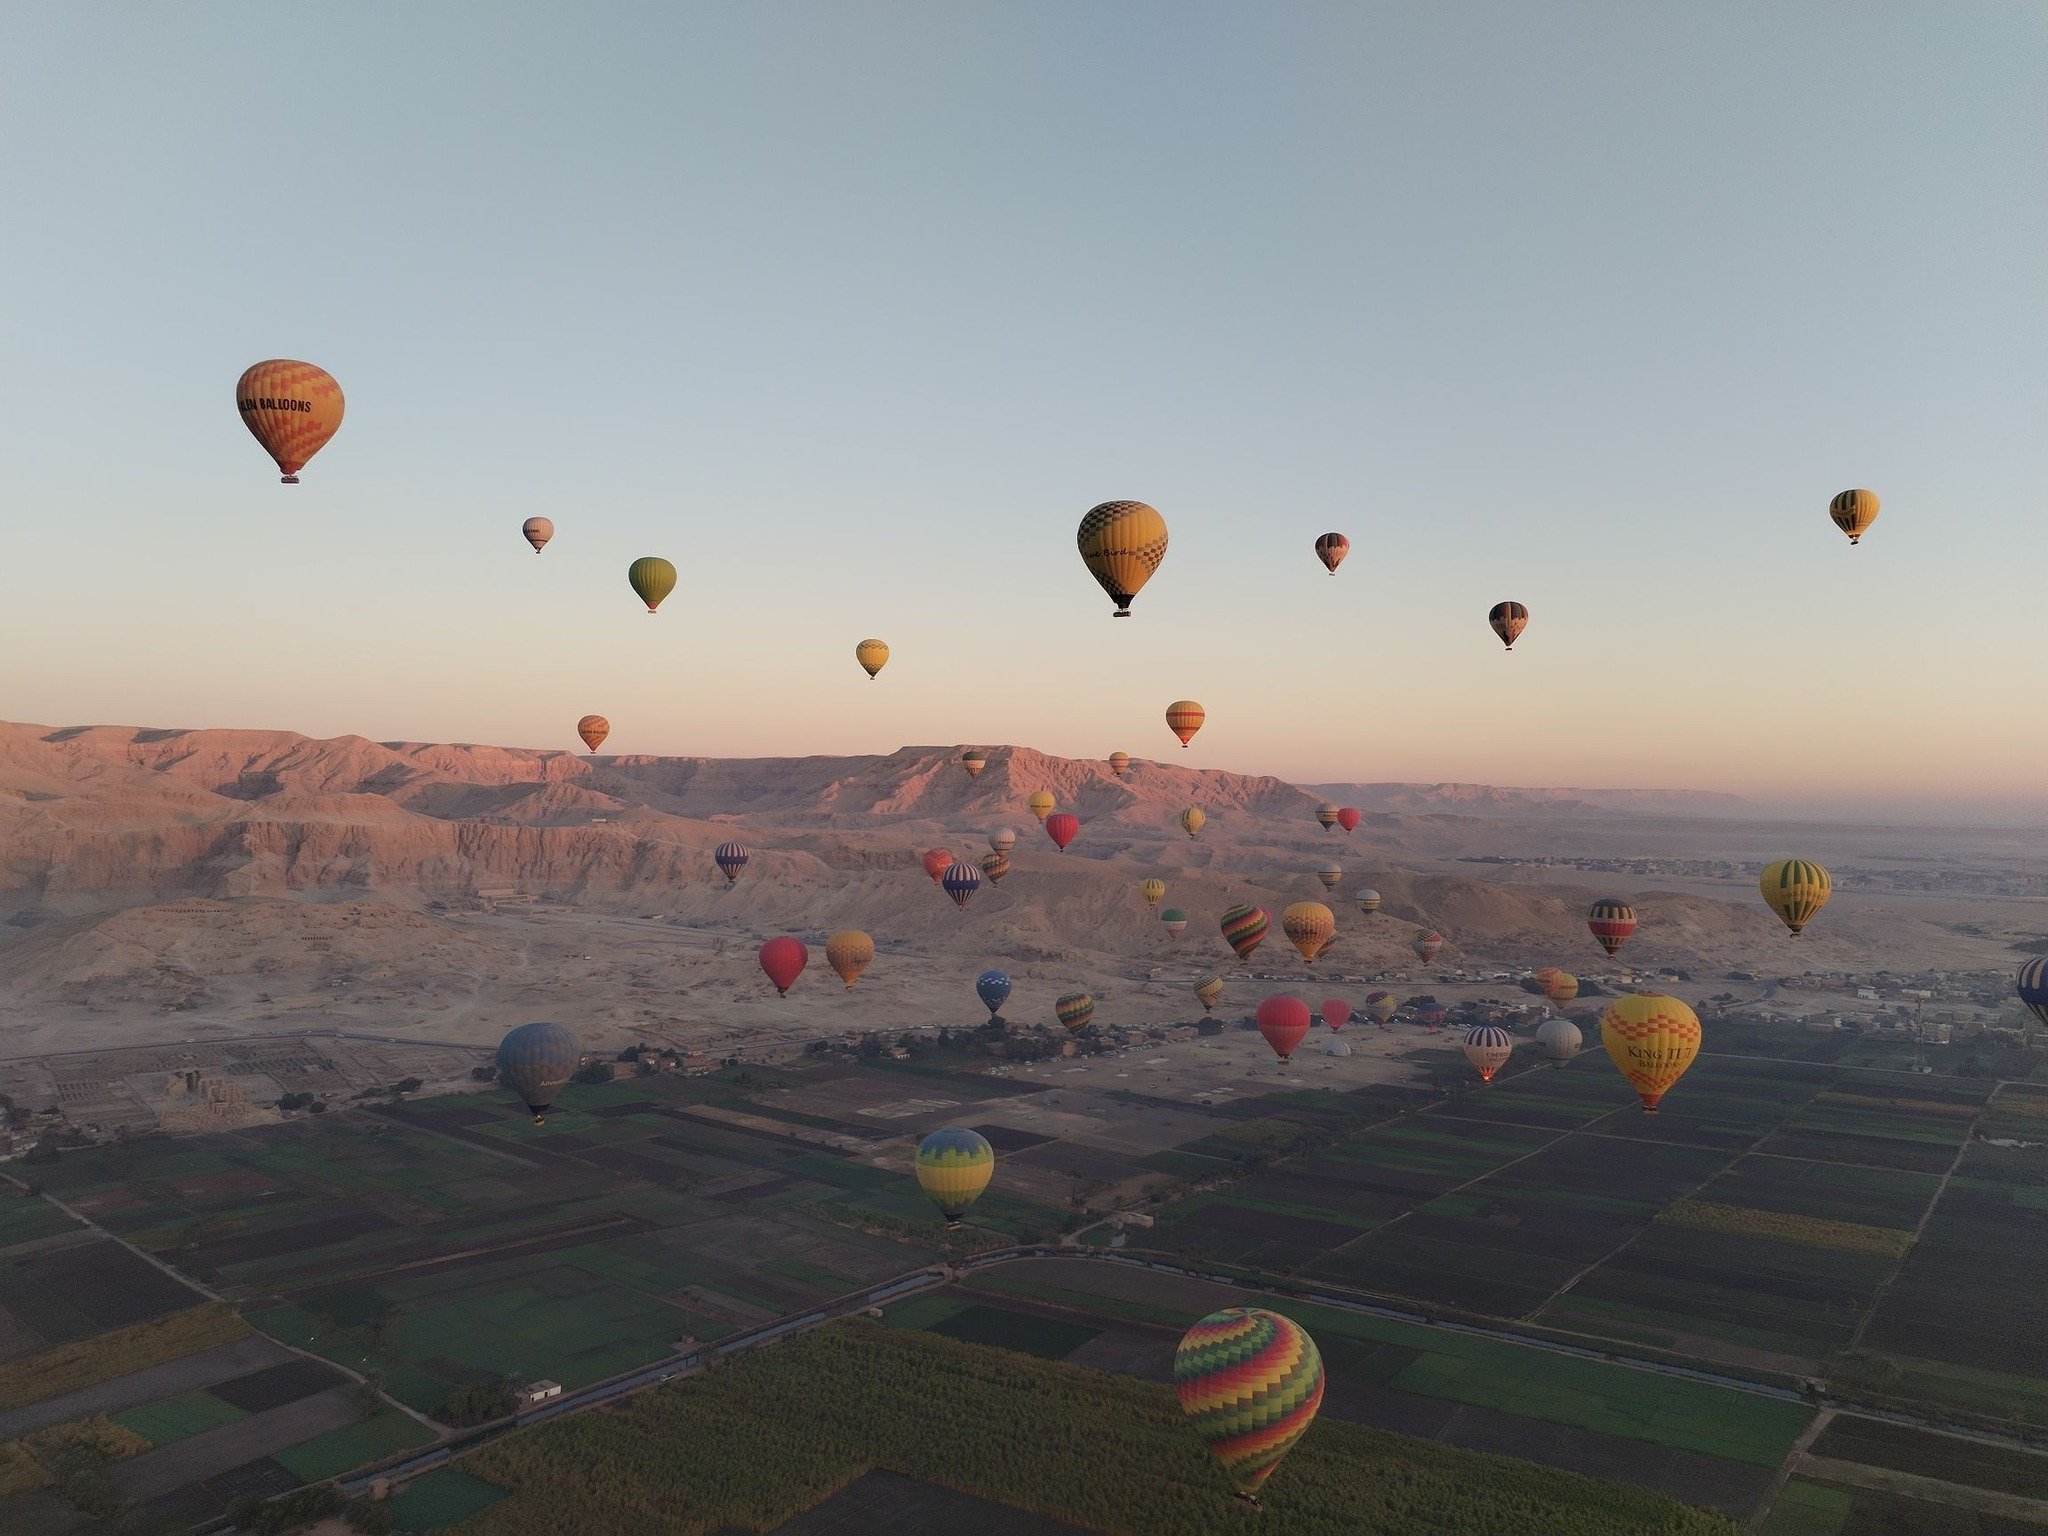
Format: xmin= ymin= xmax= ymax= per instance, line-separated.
xmin=1055 ymin=991 xmax=1095 ymax=1033
xmin=1174 ymin=1308 xmax=1324 ymax=1502
xmin=914 ymin=1126 xmax=994 ymax=1229
xmin=979 ymin=852 xmax=1010 ymax=886
xmin=1220 ymin=904 xmax=1269 ymax=963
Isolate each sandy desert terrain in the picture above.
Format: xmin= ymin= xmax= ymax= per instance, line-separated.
xmin=0 ymin=720 xmax=2040 ymax=1060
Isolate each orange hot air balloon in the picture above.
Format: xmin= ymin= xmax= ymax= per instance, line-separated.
xmin=522 ymin=516 xmax=554 ymax=553
xmin=825 ymin=930 xmax=874 ymax=990
xmin=575 ymin=715 xmax=610 ymax=754
xmin=855 ymin=639 xmax=890 ymax=680
xmin=1542 ymin=972 xmax=1579 ymax=1008
xmin=1027 ymin=791 xmax=1056 ymax=822
xmin=236 ymin=360 xmax=344 ymax=483
xmin=1281 ymin=902 xmax=1336 ymax=963
xmin=1166 ymin=700 xmax=1205 ymax=748
xmin=921 ymin=848 xmax=953 ymax=885
xmin=1257 ymin=996 xmax=1313 ymax=1061
xmin=1601 ymin=994 xmax=1702 ymax=1113
xmin=1077 ymin=500 xmax=1169 ymax=616
xmin=1109 ymin=751 xmax=1132 ymax=777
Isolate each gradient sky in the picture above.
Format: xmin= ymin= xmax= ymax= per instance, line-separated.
xmin=2 ymin=4 xmax=2042 ymax=819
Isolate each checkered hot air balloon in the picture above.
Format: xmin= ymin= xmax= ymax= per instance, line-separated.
xmin=1412 ymin=929 xmax=1443 ymax=964
xmin=1601 ymin=994 xmax=1701 ymax=1113
xmin=1364 ymin=991 xmax=1396 ymax=1026
xmin=914 ymin=1126 xmax=994 ymax=1228
xmin=1078 ymin=500 xmax=1169 ymax=616
xmin=1174 ymin=1308 xmax=1324 ymax=1501
xmin=975 ymin=969 xmax=1011 ymax=1021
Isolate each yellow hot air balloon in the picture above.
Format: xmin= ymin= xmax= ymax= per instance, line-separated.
xmin=1194 ymin=976 xmax=1226 ymax=1013
xmin=236 ymin=360 xmax=344 ymax=483
xmin=1759 ymin=858 xmax=1831 ymax=936
xmin=1165 ymin=699 xmax=1206 ymax=748
xmin=1829 ymin=488 xmax=1879 ymax=546
xmin=1140 ymin=878 xmax=1167 ymax=908
xmin=1281 ymin=901 xmax=1336 ymax=963
xmin=628 ymin=557 xmax=677 ymax=614
xmin=1027 ymin=791 xmax=1056 ymax=822
xmin=575 ymin=715 xmax=610 ymax=754
xmin=1078 ymin=500 xmax=1168 ymax=617
xmin=1601 ymin=994 xmax=1701 ymax=1113
xmin=1180 ymin=807 xmax=1206 ymax=840
xmin=855 ymin=639 xmax=890 ymax=679
xmin=825 ymin=930 xmax=875 ymax=990
xmin=1109 ymin=751 xmax=1132 ymax=776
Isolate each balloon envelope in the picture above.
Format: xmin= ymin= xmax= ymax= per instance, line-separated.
xmin=522 ymin=516 xmax=554 ymax=553
xmin=1322 ymin=998 xmax=1351 ymax=1032
xmin=1027 ymin=791 xmax=1056 ymax=822
xmin=496 ymin=1022 xmax=579 ymax=1124
xmin=1257 ymin=996 xmax=1312 ymax=1060
xmin=1336 ymin=807 xmax=1361 ymax=833
xmin=1109 ymin=751 xmax=1132 ymax=776
xmin=758 ymin=937 xmax=807 ymax=996
xmin=976 ymin=969 xmax=1012 ymax=1017
xmin=1194 ymin=976 xmax=1226 ymax=1013
xmin=1315 ymin=862 xmax=1342 ymax=891
xmin=1140 ymin=878 xmax=1167 ymax=907
xmin=1830 ymin=487 xmax=1880 ymax=545
xmin=1489 ymin=600 xmax=1529 ymax=649
xmin=989 ymin=827 xmax=1016 ymax=855
xmin=1316 ymin=804 xmax=1339 ymax=830
xmin=825 ymin=930 xmax=874 ymax=990
xmin=1537 ymin=1016 xmax=1583 ymax=1063
xmin=1165 ymin=700 xmax=1206 ymax=748
xmin=576 ymin=715 xmax=609 ymax=753
xmin=1174 ymin=1308 xmax=1324 ymax=1496
xmin=1364 ymin=990 xmax=1397 ymax=1025
xmin=1543 ymin=972 xmax=1580 ymax=1007
xmin=978 ymin=852 xmax=1011 ymax=885
xmin=1412 ymin=930 xmax=1443 ymax=963
xmin=236 ymin=360 xmax=344 ymax=482
xmin=941 ymin=861 xmax=982 ymax=907
xmin=1464 ymin=1024 xmax=1514 ymax=1082
xmin=1313 ymin=532 xmax=1349 ymax=574
xmin=855 ymin=638 xmax=890 ymax=679
xmin=1221 ymin=904 xmax=1270 ymax=962
xmin=714 ymin=841 xmax=749 ymax=884
xmin=628 ymin=556 xmax=677 ymax=613
xmin=2018 ymin=960 xmax=2048 ymax=1030
xmin=1601 ymin=994 xmax=1701 ymax=1112
xmin=1760 ymin=859 xmax=1832 ymax=936
xmin=1056 ymin=992 xmax=1095 ymax=1033
xmin=922 ymin=848 xmax=954 ymax=884
xmin=1078 ymin=500 xmax=1169 ymax=616
xmin=961 ymin=749 xmax=987 ymax=776
xmin=915 ymin=1125 xmax=994 ymax=1226
xmin=1282 ymin=902 xmax=1336 ymax=962
xmin=1588 ymin=899 xmax=1638 ymax=956
xmin=1353 ymin=888 xmax=1381 ymax=915
xmin=1160 ymin=907 xmax=1189 ymax=936
xmin=1044 ymin=812 xmax=1079 ymax=851
xmin=1180 ymin=807 xmax=1206 ymax=839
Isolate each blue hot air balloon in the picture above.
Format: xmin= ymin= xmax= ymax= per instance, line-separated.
xmin=496 ymin=1022 xmax=581 ymax=1125
xmin=976 ymin=969 xmax=1012 ymax=1021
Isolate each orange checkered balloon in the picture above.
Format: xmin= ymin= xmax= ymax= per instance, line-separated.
xmin=236 ymin=360 xmax=343 ymax=483
xmin=1600 ymin=994 xmax=1701 ymax=1113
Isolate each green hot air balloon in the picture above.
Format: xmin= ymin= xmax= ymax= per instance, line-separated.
xmin=496 ymin=1022 xmax=581 ymax=1125
xmin=628 ymin=556 xmax=677 ymax=614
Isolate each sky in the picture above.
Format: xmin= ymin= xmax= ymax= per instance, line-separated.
xmin=1 ymin=4 xmax=2042 ymax=820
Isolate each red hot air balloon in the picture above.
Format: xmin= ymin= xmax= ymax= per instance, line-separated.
xmin=1321 ymin=998 xmax=1350 ymax=1033
xmin=1587 ymin=899 xmax=1638 ymax=957
xmin=1044 ymin=812 xmax=1079 ymax=851
xmin=921 ymin=848 xmax=953 ymax=885
xmin=758 ymin=937 xmax=807 ymax=997
xmin=1412 ymin=930 xmax=1444 ymax=964
xmin=1314 ymin=532 xmax=1349 ymax=574
xmin=1257 ymin=996 xmax=1313 ymax=1062
xmin=1335 ymin=807 xmax=1361 ymax=833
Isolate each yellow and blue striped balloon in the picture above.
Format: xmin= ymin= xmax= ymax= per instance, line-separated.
xmin=914 ymin=1126 xmax=994 ymax=1228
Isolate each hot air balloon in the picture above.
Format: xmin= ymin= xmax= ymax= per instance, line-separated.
xmin=1109 ymin=751 xmax=1132 ymax=777
xmin=1282 ymin=902 xmax=1336 ymax=962
xmin=1336 ymin=807 xmax=1361 ymax=833
xmin=1313 ymin=532 xmax=1349 ymax=574
xmin=1160 ymin=907 xmax=1190 ymax=937
xmin=714 ymin=841 xmax=749 ymax=885
xmin=961 ymin=749 xmax=987 ymax=777
xmin=1180 ymin=807 xmax=1206 ymax=840
xmin=1543 ymin=972 xmax=1580 ymax=1008
xmin=855 ymin=639 xmax=890 ymax=680
xmin=1056 ymin=992 xmax=1096 ymax=1033
xmin=1257 ymin=996 xmax=1312 ymax=1061
xmin=576 ymin=715 xmax=610 ymax=754
xmin=1464 ymin=1024 xmax=1514 ymax=1083
xmin=758 ymin=937 xmax=807 ymax=997
xmin=1140 ymin=878 xmax=1167 ymax=908
xmin=915 ymin=1126 xmax=994 ymax=1229
xmin=989 ymin=827 xmax=1017 ymax=856
xmin=1364 ymin=991 xmax=1397 ymax=1026
xmin=825 ymin=930 xmax=874 ymax=990
xmin=979 ymin=852 xmax=1011 ymax=885
xmin=1321 ymin=998 xmax=1350 ymax=1033
xmin=235 ymin=360 xmax=343 ymax=483
xmin=1174 ymin=1308 xmax=1323 ymax=1504
xmin=1489 ymin=601 xmax=1529 ymax=650
xmin=496 ymin=1021 xmax=579 ymax=1125
xmin=1195 ymin=976 xmax=1225 ymax=1013
xmin=921 ymin=848 xmax=954 ymax=885
xmin=1353 ymin=888 xmax=1381 ymax=915
xmin=941 ymin=861 xmax=982 ymax=908
xmin=976 ymin=969 xmax=1012 ymax=1021
xmin=1044 ymin=812 xmax=1079 ymax=851
xmin=1536 ymin=1016 xmax=1583 ymax=1066
xmin=1166 ymin=700 xmax=1206 ymax=748
xmin=1315 ymin=862 xmax=1342 ymax=891
xmin=1027 ymin=791 xmax=1056 ymax=822
xmin=1829 ymin=488 xmax=1879 ymax=546
xmin=2019 ymin=959 xmax=2048 ymax=1032
xmin=1414 ymin=1000 xmax=1448 ymax=1032
xmin=1601 ymin=994 xmax=1701 ymax=1112
xmin=1412 ymin=930 xmax=1444 ymax=964
xmin=1316 ymin=804 xmax=1339 ymax=831
xmin=1588 ymin=899 xmax=1638 ymax=957
xmin=1533 ymin=966 xmax=1560 ymax=988
xmin=1220 ymin=905 xmax=1269 ymax=963
xmin=628 ymin=556 xmax=676 ymax=614
xmin=521 ymin=516 xmax=554 ymax=553
xmin=1760 ymin=859 xmax=1831 ymax=936
xmin=1078 ymin=500 xmax=1168 ymax=616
